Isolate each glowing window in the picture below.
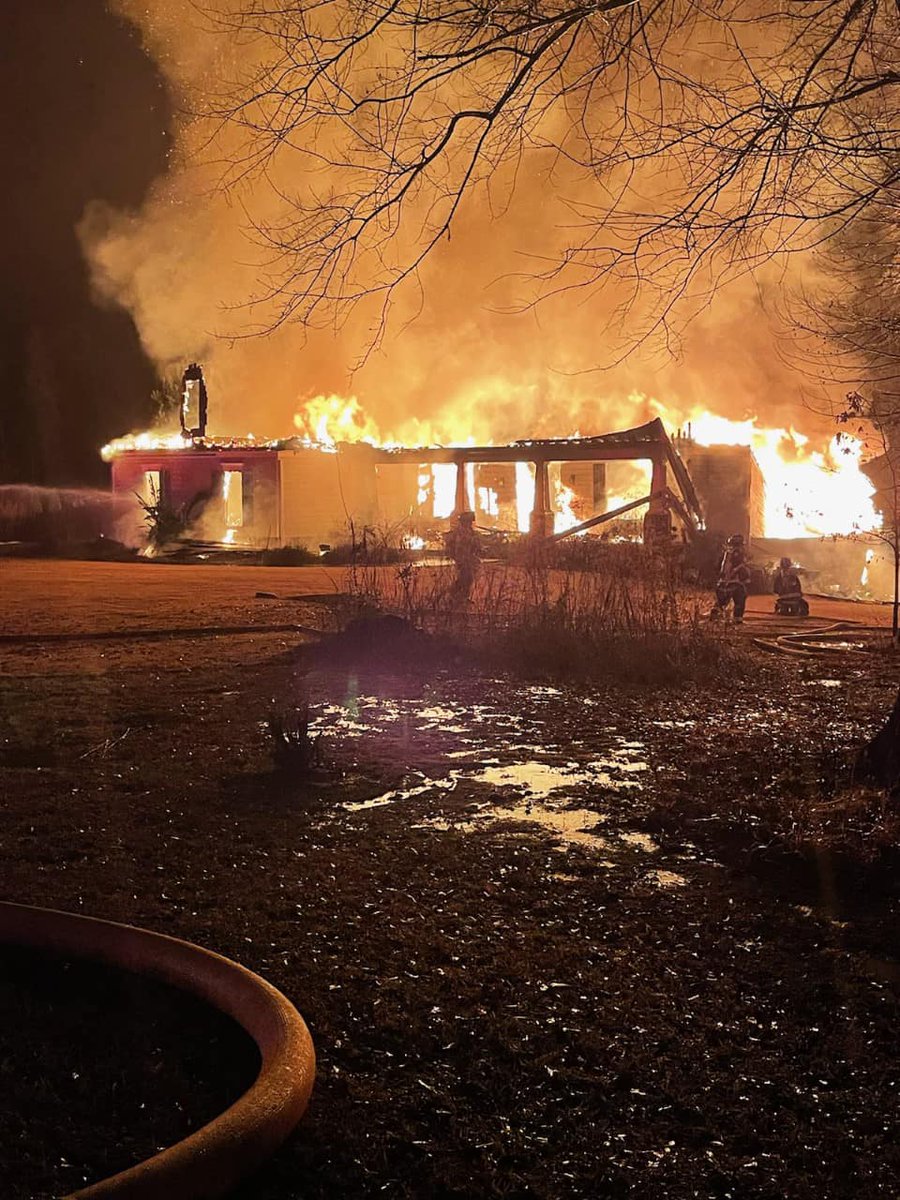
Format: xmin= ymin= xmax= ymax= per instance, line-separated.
xmin=477 ymin=485 xmax=499 ymax=517
xmin=431 ymin=464 xmax=456 ymax=518
xmin=223 ymin=470 xmax=244 ymax=528
xmin=142 ymin=470 xmax=161 ymax=505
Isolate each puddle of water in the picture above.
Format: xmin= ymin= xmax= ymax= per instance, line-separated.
xmin=418 ymin=706 xmax=461 ymax=721
xmin=310 ymin=696 xmax=530 ymax=740
xmin=619 ymin=831 xmax=659 ymax=853
xmin=411 ymin=817 xmax=479 ymax=834
xmin=412 ymin=803 xmax=611 ymax=850
xmin=319 ymin=693 xmax=669 ymax=871
xmin=491 ymin=801 xmax=611 ymax=848
xmin=351 ymin=771 xmax=668 ymax=866
xmin=805 ymin=679 xmax=843 ymax=688
xmin=643 ymin=869 xmax=687 ymax=889
xmin=345 ymin=776 xmax=457 ymax=811
xmin=472 ymin=762 xmax=586 ymax=800
xmin=468 ymin=757 xmax=645 ymax=800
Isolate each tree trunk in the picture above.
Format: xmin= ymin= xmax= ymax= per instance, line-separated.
xmin=855 ymin=686 xmax=900 ymax=796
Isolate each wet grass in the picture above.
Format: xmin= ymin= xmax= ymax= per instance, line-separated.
xmin=0 ymin=947 xmax=258 ymax=1198
xmin=1 ymin=606 xmax=899 ymax=1197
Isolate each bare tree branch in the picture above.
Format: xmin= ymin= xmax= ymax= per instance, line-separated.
xmin=196 ymin=0 xmax=900 ymax=346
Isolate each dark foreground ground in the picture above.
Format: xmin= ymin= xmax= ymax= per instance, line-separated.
xmin=1 ymin=561 xmax=899 ymax=1198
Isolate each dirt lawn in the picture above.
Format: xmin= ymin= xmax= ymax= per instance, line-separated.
xmin=1 ymin=557 xmax=893 ymax=638
xmin=1 ymin=559 xmax=899 ymax=1199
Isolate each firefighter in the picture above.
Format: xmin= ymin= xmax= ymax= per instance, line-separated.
xmin=710 ymin=534 xmax=751 ymax=623
xmin=444 ymin=511 xmax=480 ymax=601
xmin=773 ymin=556 xmax=809 ymax=617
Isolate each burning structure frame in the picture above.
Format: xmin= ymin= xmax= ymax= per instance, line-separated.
xmin=102 ymin=364 xmax=778 ymax=551
xmin=105 ymin=416 xmax=722 ymax=550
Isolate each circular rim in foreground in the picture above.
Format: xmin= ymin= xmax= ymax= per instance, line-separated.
xmin=0 ymin=902 xmax=315 ymax=1199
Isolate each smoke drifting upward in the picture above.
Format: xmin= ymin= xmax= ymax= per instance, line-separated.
xmin=85 ymin=1 xmax=840 ymax=452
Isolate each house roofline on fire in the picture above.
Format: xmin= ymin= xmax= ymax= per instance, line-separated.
xmin=104 ymin=417 xmax=678 ymax=464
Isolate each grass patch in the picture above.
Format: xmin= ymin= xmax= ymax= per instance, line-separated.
xmin=0 ymin=946 xmax=258 ymax=1199
xmin=259 ymin=545 xmax=320 ymax=566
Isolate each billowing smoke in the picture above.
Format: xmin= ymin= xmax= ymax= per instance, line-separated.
xmin=82 ymin=2 xmax=840 ymax=450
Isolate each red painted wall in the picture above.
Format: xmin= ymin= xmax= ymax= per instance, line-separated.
xmin=110 ymin=449 xmax=280 ymax=545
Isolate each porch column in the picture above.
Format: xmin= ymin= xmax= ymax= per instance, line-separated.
xmin=649 ymin=452 xmax=667 ymax=509
xmin=529 ymin=458 xmax=553 ymax=538
xmin=453 ymin=456 xmax=472 ymax=516
xmin=643 ymin=452 xmax=670 ymax=542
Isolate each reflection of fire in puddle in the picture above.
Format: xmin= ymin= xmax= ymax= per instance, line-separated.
xmin=318 ymin=691 xmax=681 ymax=882
xmin=416 ymin=800 xmax=612 ymax=850
xmin=642 ymin=869 xmax=687 ymax=889
xmin=310 ymin=696 xmax=527 ymax=742
xmin=469 ymin=758 xmax=646 ymax=799
xmin=345 ymin=756 xmax=667 ymax=866
xmin=346 ymin=751 xmax=648 ymax=817
xmin=346 ymin=777 xmax=457 ymax=811
xmin=619 ymin=831 xmax=659 ymax=853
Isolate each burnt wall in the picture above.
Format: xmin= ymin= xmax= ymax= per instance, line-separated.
xmin=683 ymin=445 xmax=765 ymax=542
xmin=110 ymin=451 xmax=279 ymax=546
xmin=279 ymin=446 xmax=378 ymax=547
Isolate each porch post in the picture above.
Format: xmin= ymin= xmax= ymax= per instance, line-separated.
xmin=453 ymin=456 xmax=471 ymax=516
xmin=643 ymin=452 xmax=670 ymax=541
xmin=529 ymin=458 xmax=553 ymax=538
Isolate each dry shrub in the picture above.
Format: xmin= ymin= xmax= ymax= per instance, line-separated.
xmin=786 ymin=787 xmax=900 ymax=864
xmin=260 ymin=545 xmax=319 ymax=566
xmin=348 ymin=549 xmax=737 ymax=684
xmin=268 ymin=705 xmax=325 ymax=776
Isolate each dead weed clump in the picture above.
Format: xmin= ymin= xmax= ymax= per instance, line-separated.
xmin=348 ymin=552 xmax=738 ymax=684
xmin=787 ymin=786 xmax=900 ymax=864
xmin=268 ymin=704 xmax=325 ymax=777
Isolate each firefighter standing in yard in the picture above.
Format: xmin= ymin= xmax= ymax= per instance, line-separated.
xmin=711 ymin=534 xmax=752 ymax=623
xmin=445 ymin=511 xmax=480 ymax=602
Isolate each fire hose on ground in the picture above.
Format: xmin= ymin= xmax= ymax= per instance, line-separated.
xmin=0 ymin=902 xmax=315 ymax=1199
xmin=751 ymin=621 xmax=893 ymax=657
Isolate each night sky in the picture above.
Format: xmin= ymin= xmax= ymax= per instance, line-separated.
xmin=0 ymin=2 xmax=171 ymax=486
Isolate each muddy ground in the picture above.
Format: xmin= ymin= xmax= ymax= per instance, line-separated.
xmin=1 ymin=560 xmax=899 ymax=1198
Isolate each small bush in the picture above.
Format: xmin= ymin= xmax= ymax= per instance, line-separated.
xmin=260 ymin=545 xmax=319 ymax=566
xmin=138 ymin=485 xmax=212 ymax=550
xmin=268 ymin=706 xmax=325 ymax=776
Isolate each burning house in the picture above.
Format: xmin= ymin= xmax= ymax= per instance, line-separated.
xmin=107 ymin=438 xmax=383 ymax=549
xmin=105 ymin=365 xmax=846 ymax=561
xmin=104 ymin=368 xmax=715 ymax=550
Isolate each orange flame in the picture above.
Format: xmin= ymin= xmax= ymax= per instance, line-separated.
xmin=105 ymin=389 xmax=881 ymax=540
xmin=293 ymin=395 xmax=382 ymax=447
xmin=686 ymin=414 xmax=877 ymax=537
xmin=553 ymin=479 xmax=581 ymax=535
